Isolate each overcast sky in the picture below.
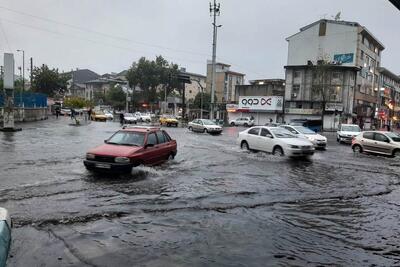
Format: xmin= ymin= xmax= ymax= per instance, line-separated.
xmin=0 ymin=0 xmax=398 ymax=81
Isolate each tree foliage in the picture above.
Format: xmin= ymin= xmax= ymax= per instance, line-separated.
xmin=192 ymin=92 xmax=212 ymax=111
xmin=126 ymin=56 xmax=180 ymax=104
xmin=63 ymin=97 xmax=91 ymax=108
xmin=31 ymin=65 xmax=69 ymax=97
xmin=106 ymin=85 xmax=126 ymax=110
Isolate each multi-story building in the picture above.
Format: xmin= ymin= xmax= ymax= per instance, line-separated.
xmin=84 ymin=77 xmax=127 ymax=102
xmin=179 ymin=69 xmax=206 ymax=103
xmin=65 ymin=69 xmax=100 ymax=98
xmin=285 ymin=19 xmax=385 ymax=129
xmin=227 ymin=79 xmax=285 ymax=125
xmin=378 ymin=67 xmax=400 ymax=128
xmin=206 ymin=61 xmax=245 ymax=104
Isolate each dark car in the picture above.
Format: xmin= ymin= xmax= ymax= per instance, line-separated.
xmin=84 ymin=126 xmax=177 ymax=173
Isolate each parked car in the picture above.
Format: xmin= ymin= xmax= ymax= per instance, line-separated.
xmin=229 ymin=117 xmax=254 ymax=127
xmin=337 ymin=124 xmax=362 ymax=143
xmin=123 ymin=113 xmax=138 ymax=124
xmin=103 ymin=110 xmax=114 ymax=120
xmin=0 ymin=207 xmax=11 ymax=267
xmin=290 ymin=119 xmax=322 ymax=132
xmin=84 ymin=126 xmax=177 ymax=173
xmin=237 ymin=126 xmax=315 ymax=157
xmin=188 ymin=119 xmax=223 ymax=134
xmin=280 ymin=125 xmax=327 ymax=149
xmin=91 ymin=110 xmax=107 ymax=122
xmin=135 ymin=112 xmax=151 ymax=122
xmin=352 ymin=131 xmax=400 ymax=157
xmin=60 ymin=108 xmax=71 ymax=116
xmin=159 ymin=115 xmax=179 ymax=127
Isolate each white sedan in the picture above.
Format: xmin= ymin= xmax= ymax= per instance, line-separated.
xmin=280 ymin=125 xmax=327 ymax=149
xmin=237 ymin=126 xmax=315 ymax=157
xmin=103 ymin=110 xmax=114 ymax=120
xmin=123 ymin=113 xmax=138 ymax=124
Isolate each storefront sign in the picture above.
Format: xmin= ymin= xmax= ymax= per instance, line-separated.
xmin=333 ymin=53 xmax=354 ymax=64
xmin=238 ymin=96 xmax=283 ymax=111
xmin=226 ymin=104 xmax=239 ymax=113
xmin=285 ymin=108 xmax=321 ymax=115
xmin=325 ymin=102 xmax=344 ymax=111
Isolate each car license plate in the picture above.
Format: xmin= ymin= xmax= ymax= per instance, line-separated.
xmin=95 ymin=163 xmax=111 ymax=169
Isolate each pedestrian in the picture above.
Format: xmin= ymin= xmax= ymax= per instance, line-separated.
xmin=269 ymin=118 xmax=273 ymax=123
xmin=55 ymin=106 xmax=60 ymax=119
xmin=387 ymin=123 xmax=391 ymax=132
xmin=70 ymin=108 xmax=75 ymax=120
xmin=88 ymin=108 xmax=92 ymax=121
xmin=119 ymin=112 xmax=124 ymax=125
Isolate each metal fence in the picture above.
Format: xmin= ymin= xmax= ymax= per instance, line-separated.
xmin=0 ymin=92 xmax=47 ymax=108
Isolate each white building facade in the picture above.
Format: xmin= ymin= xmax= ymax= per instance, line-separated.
xmin=285 ymin=19 xmax=385 ymax=130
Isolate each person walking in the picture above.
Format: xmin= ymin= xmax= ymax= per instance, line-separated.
xmin=88 ymin=108 xmax=92 ymax=121
xmin=119 ymin=112 xmax=124 ymax=125
xmin=55 ymin=106 xmax=60 ymax=119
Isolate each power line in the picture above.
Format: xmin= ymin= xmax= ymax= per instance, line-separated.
xmin=0 ymin=18 xmax=11 ymax=51
xmin=0 ymin=5 xmax=266 ymax=78
xmin=0 ymin=17 xmax=207 ymax=67
xmin=0 ymin=5 xmax=210 ymax=57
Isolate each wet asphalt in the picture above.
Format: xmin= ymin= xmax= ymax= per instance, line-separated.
xmin=1 ymin=116 xmax=400 ymax=266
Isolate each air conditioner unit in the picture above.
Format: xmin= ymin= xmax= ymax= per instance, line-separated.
xmin=292 ymin=93 xmax=297 ymax=98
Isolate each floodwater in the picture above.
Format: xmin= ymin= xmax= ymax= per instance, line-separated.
xmin=1 ymin=117 xmax=400 ymax=266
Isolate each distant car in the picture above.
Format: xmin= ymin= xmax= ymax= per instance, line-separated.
xmin=237 ymin=126 xmax=315 ymax=157
xmin=337 ymin=124 xmax=362 ymax=143
xmin=84 ymin=126 xmax=177 ymax=173
xmin=60 ymin=108 xmax=71 ymax=116
xmin=135 ymin=113 xmax=151 ymax=122
xmin=91 ymin=110 xmax=107 ymax=122
xmin=103 ymin=110 xmax=114 ymax=120
xmin=0 ymin=207 xmax=11 ymax=267
xmin=188 ymin=119 xmax=223 ymax=134
xmin=159 ymin=115 xmax=179 ymax=127
xmin=123 ymin=113 xmax=138 ymax=124
xmin=352 ymin=131 xmax=400 ymax=157
xmin=280 ymin=125 xmax=327 ymax=149
xmin=229 ymin=117 xmax=254 ymax=127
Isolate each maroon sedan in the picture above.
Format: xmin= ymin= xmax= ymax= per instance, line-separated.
xmin=84 ymin=126 xmax=177 ymax=173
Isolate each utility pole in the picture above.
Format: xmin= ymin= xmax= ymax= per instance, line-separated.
xmin=17 ymin=50 xmax=25 ymax=92
xmin=30 ymin=57 xmax=33 ymax=87
xmin=209 ymin=0 xmax=221 ymax=120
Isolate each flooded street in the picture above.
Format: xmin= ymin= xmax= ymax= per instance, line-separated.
xmin=2 ymin=118 xmax=400 ymax=266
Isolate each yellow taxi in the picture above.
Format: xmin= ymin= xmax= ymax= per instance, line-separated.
xmin=159 ymin=115 xmax=179 ymax=127
xmin=91 ymin=110 xmax=107 ymax=122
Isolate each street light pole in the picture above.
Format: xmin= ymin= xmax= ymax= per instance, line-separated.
xmin=193 ymin=79 xmax=204 ymax=119
xmin=17 ymin=50 xmax=25 ymax=92
xmin=210 ymin=0 xmax=221 ymax=120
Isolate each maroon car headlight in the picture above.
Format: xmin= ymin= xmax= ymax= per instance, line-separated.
xmin=86 ymin=153 xmax=95 ymax=159
xmin=115 ymin=157 xmax=130 ymax=163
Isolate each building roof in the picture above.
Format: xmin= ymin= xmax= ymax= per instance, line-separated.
xmin=226 ymin=70 xmax=245 ymax=76
xmin=207 ymin=60 xmax=231 ymax=67
xmin=65 ymin=69 xmax=100 ymax=84
xmin=286 ymin=19 xmax=385 ymax=50
xmin=378 ymin=67 xmax=400 ymax=82
xmin=181 ymin=71 xmax=206 ymax=79
xmin=84 ymin=78 xmax=127 ymax=84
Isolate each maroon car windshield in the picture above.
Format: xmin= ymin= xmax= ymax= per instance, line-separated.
xmin=107 ymin=131 xmax=145 ymax=146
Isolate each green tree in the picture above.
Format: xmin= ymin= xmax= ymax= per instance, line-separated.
xmin=106 ymin=85 xmax=126 ymax=110
xmin=31 ymin=65 xmax=68 ymax=96
xmin=126 ymin=56 xmax=180 ymax=106
xmin=63 ymin=97 xmax=91 ymax=108
xmin=193 ymin=92 xmax=212 ymax=111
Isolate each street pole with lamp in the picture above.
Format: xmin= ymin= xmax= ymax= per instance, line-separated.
xmin=209 ymin=0 xmax=221 ymax=120
xmin=192 ymin=78 xmax=204 ymax=119
xmin=16 ymin=50 xmax=25 ymax=92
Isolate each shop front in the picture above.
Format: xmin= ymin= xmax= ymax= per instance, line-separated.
xmin=226 ymin=96 xmax=284 ymax=125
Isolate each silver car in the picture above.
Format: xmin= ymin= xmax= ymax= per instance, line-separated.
xmin=352 ymin=131 xmax=400 ymax=157
xmin=188 ymin=119 xmax=222 ymax=134
xmin=229 ymin=117 xmax=254 ymax=127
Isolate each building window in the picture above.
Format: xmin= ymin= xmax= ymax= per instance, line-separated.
xmin=292 ymin=84 xmax=300 ymax=93
xmin=360 ymin=50 xmax=364 ymax=60
xmin=319 ymin=21 xmax=326 ymax=36
xmin=332 ymin=72 xmax=341 ymax=80
xmin=296 ymin=102 xmax=303 ymax=108
xmin=294 ymin=71 xmax=301 ymax=78
xmin=362 ymin=36 xmax=365 ymax=44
